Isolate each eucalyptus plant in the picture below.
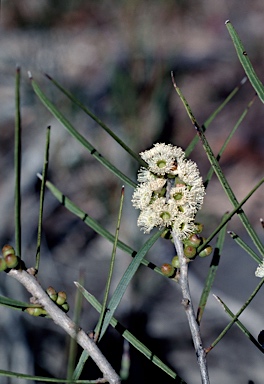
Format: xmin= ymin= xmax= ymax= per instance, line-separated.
xmin=0 ymin=21 xmax=263 ymax=383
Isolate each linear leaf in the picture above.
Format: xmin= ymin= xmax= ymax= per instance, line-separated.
xmin=172 ymin=78 xmax=264 ymax=256
xmin=40 ymin=176 xmax=162 ymax=274
xmin=45 ymin=73 xmax=145 ymax=166
xmin=75 ymin=283 xmax=186 ymax=382
xmin=226 ymin=20 xmax=264 ymax=103
xmin=29 ymin=74 xmax=136 ymax=189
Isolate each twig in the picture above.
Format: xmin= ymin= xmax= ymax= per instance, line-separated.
xmin=172 ymin=230 xmax=210 ymax=384
xmin=8 ymin=268 xmax=120 ymax=384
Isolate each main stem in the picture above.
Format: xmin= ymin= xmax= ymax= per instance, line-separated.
xmin=172 ymin=230 xmax=210 ymax=384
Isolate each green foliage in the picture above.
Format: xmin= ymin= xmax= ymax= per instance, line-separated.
xmin=0 ymin=20 xmax=263 ymax=383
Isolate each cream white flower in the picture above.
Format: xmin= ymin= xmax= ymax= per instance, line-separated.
xmin=255 ymin=260 xmax=264 ymax=278
xmin=172 ymin=212 xmax=197 ymax=240
xmin=132 ymin=143 xmax=205 ymax=239
xmin=140 ymin=143 xmax=179 ymax=175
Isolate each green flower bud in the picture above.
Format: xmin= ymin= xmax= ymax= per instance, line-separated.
xmin=2 ymin=244 xmax=15 ymax=258
xmin=199 ymin=246 xmax=213 ymax=257
xmin=46 ymin=286 xmax=58 ymax=302
xmin=171 ymin=256 xmax=180 ymax=269
xmin=194 ymin=223 xmax=204 ymax=234
xmin=161 ymin=263 xmax=176 ymax=277
xmin=5 ymin=254 xmax=19 ymax=269
xmin=184 ymin=234 xmax=202 ymax=248
xmin=184 ymin=245 xmax=197 ymax=259
xmin=0 ymin=258 xmax=7 ymax=271
xmin=61 ymin=302 xmax=70 ymax=312
xmin=56 ymin=291 xmax=67 ymax=306
xmin=161 ymin=229 xmax=171 ymax=239
xmin=25 ymin=307 xmax=47 ymax=316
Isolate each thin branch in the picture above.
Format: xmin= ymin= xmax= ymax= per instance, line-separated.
xmin=7 ymin=268 xmax=120 ymax=384
xmin=172 ymin=230 xmax=210 ymax=384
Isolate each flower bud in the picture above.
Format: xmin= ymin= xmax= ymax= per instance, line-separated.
xmin=0 ymin=258 xmax=7 ymax=271
xmin=25 ymin=307 xmax=47 ymax=316
xmin=184 ymin=234 xmax=202 ymax=248
xmin=5 ymin=254 xmax=19 ymax=269
xmin=56 ymin=291 xmax=67 ymax=306
xmin=161 ymin=263 xmax=176 ymax=277
xmin=61 ymin=302 xmax=70 ymax=312
xmin=171 ymin=256 xmax=180 ymax=269
xmin=194 ymin=223 xmax=204 ymax=234
xmin=2 ymin=244 xmax=15 ymax=258
xmin=161 ymin=229 xmax=171 ymax=239
xmin=46 ymin=286 xmax=58 ymax=302
xmin=199 ymin=246 xmax=213 ymax=257
xmin=184 ymin=245 xmax=197 ymax=259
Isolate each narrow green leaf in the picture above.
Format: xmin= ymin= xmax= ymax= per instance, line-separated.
xmin=184 ymin=76 xmax=247 ymax=157
xmin=73 ymin=230 xmax=163 ymax=380
xmin=95 ymin=186 xmax=125 ymax=342
xmin=204 ymin=94 xmax=256 ymax=187
xmin=67 ymin=272 xmax=84 ymax=382
xmin=29 ymin=73 xmax=136 ymax=189
xmin=15 ymin=66 xmax=22 ymax=258
xmin=35 ymin=126 xmax=51 ymax=272
xmin=198 ymin=178 xmax=264 ymax=254
xmin=226 ymin=20 xmax=264 ymax=103
xmin=228 ymin=231 xmax=262 ymax=263
xmin=75 ymin=283 xmax=186 ymax=383
xmin=172 ymin=77 xmax=264 ymax=256
xmin=40 ymin=176 xmax=162 ymax=274
xmin=208 ymin=278 xmax=264 ymax=354
xmin=197 ymin=212 xmax=229 ymax=324
xmin=0 ymin=295 xmax=35 ymax=310
xmin=0 ymin=368 xmax=102 ymax=383
xmin=100 ymin=229 xmax=162 ymax=338
xmin=45 ymin=73 xmax=145 ymax=166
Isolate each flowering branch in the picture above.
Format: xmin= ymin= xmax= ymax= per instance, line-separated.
xmin=7 ymin=268 xmax=120 ymax=384
xmin=172 ymin=230 xmax=210 ymax=384
xmin=132 ymin=143 xmax=212 ymax=383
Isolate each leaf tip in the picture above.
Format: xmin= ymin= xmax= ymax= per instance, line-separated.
xmin=225 ymin=19 xmax=230 ymax=25
xmin=27 ymin=71 xmax=33 ymax=80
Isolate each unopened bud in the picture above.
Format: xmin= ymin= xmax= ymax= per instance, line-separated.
xmin=0 ymin=258 xmax=7 ymax=271
xmin=171 ymin=256 xmax=180 ymax=269
xmin=5 ymin=254 xmax=19 ymax=269
xmin=56 ymin=291 xmax=67 ymax=306
xmin=184 ymin=245 xmax=197 ymax=259
xmin=46 ymin=286 xmax=58 ymax=302
xmin=25 ymin=307 xmax=47 ymax=316
xmin=2 ymin=244 xmax=15 ymax=258
xmin=199 ymin=246 xmax=213 ymax=257
xmin=161 ymin=263 xmax=176 ymax=277
xmin=61 ymin=302 xmax=70 ymax=312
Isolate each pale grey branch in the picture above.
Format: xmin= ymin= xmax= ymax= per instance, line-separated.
xmin=8 ymin=268 xmax=120 ymax=384
xmin=172 ymin=230 xmax=210 ymax=384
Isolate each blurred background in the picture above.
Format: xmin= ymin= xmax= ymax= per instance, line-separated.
xmin=0 ymin=1 xmax=263 ymax=383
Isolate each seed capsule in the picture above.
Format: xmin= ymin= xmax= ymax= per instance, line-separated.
xmin=161 ymin=263 xmax=176 ymax=277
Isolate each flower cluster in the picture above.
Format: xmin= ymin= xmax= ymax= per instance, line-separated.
xmin=132 ymin=143 xmax=205 ymax=240
xmin=255 ymin=260 xmax=264 ymax=278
